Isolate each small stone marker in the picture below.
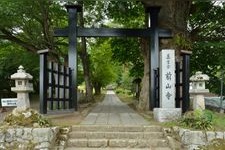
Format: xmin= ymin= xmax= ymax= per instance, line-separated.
xmin=153 ymin=49 xmax=181 ymax=122
xmin=159 ymin=49 xmax=175 ymax=108
xmin=11 ymin=65 xmax=33 ymax=109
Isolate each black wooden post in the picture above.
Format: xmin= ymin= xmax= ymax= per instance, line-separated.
xmin=38 ymin=49 xmax=49 ymax=114
xmin=175 ymin=62 xmax=181 ymax=108
xmin=146 ymin=6 xmax=161 ymax=110
xmin=154 ymin=68 xmax=160 ymax=107
xmin=181 ymin=50 xmax=192 ymax=113
xmin=66 ymin=5 xmax=82 ymax=110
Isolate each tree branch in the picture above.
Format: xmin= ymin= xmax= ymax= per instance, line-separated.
xmin=0 ymin=28 xmax=39 ymax=53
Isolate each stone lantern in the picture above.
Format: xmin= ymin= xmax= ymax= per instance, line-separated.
xmin=190 ymin=71 xmax=209 ymax=110
xmin=11 ymin=65 xmax=33 ymax=109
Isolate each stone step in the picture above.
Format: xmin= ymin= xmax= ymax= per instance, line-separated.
xmin=71 ymin=125 xmax=162 ymax=132
xmin=65 ymin=148 xmax=171 ymax=150
xmin=67 ymin=138 xmax=168 ymax=148
xmin=69 ymin=131 xmax=164 ymax=139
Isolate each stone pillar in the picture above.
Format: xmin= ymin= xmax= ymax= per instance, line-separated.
xmin=153 ymin=49 xmax=182 ymax=122
xmin=190 ymin=71 xmax=209 ymax=110
xmin=11 ymin=66 xmax=33 ymax=109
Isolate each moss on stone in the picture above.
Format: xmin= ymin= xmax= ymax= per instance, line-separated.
xmin=198 ymin=138 xmax=225 ymax=150
xmin=3 ymin=108 xmax=51 ymax=127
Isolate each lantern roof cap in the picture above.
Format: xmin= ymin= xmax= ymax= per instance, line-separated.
xmin=190 ymin=71 xmax=209 ymax=81
xmin=11 ymin=65 xmax=33 ymax=80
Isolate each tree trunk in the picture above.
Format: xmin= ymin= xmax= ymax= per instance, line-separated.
xmin=80 ymin=48 xmax=94 ymax=101
xmin=94 ymin=83 xmax=101 ymax=95
xmin=139 ymin=38 xmax=150 ymax=110
xmin=78 ymin=1 xmax=94 ymax=102
xmin=138 ymin=0 xmax=192 ymax=110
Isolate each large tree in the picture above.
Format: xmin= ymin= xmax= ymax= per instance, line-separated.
xmin=138 ymin=1 xmax=192 ymax=110
xmin=96 ymin=1 xmax=192 ymax=110
xmin=0 ymin=0 xmax=67 ymax=57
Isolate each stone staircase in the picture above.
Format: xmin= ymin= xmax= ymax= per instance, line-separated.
xmin=64 ymin=125 xmax=171 ymax=150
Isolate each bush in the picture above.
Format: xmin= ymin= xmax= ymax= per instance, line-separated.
xmin=179 ymin=109 xmax=213 ymax=130
xmin=4 ymin=108 xmax=51 ymax=127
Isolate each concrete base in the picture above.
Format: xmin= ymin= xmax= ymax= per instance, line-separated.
xmin=153 ymin=108 xmax=182 ymax=122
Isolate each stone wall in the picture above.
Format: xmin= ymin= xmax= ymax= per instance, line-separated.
xmin=0 ymin=127 xmax=59 ymax=149
xmin=174 ymin=127 xmax=225 ymax=150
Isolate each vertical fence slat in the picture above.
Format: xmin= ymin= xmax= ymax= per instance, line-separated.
xmin=57 ymin=63 xmax=60 ymax=109
xmin=175 ymin=62 xmax=181 ymax=108
xmin=181 ymin=51 xmax=191 ymax=113
xmin=50 ymin=62 xmax=54 ymax=110
xmin=154 ymin=68 xmax=160 ymax=108
xmin=69 ymin=68 xmax=72 ymax=109
xmin=38 ymin=49 xmax=49 ymax=114
xmin=63 ymin=66 xmax=66 ymax=109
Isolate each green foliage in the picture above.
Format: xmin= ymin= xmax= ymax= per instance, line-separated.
xmin=190 ymin=2 xmax=225 ymax=94
xmin=179 ymin=109 xmax=213 ymax=130
xmin=191 ymin=41 xmax=225 ymax=94
xmin=4 ymin=108 xmax=51 ymax=127
xmin=173 ymin=33 xmax=192 ymax=50
xmin=0 ymin=41 xmax=39 ymax=93
xmin=115 ymin=87 xmax=132 ymax=95
xmin=120 ymin=70 xmax=133 ymax=90
xmin=110 ymin=38 xmax=144 ymax=78
xmin=0 ymin=0 xmax=67 ymax=52
xmin=106 ymin=1 xmax=144 ymax=80
xmin=90 ymin=39 xmax=118 ymax=91
xmin=107 ymin=1 xmax=145 ymax=28
xmin=207 ymin=110 xmax=225 ymax=131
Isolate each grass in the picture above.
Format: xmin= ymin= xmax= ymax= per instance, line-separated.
xmin=162 ymin=109 xmax=225 ymax=131
xmin=210 ymin=111 xmax=225 ymax=131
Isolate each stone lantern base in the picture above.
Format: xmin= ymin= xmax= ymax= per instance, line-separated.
xmin=17 ymin=93 xmax=30 ymax=109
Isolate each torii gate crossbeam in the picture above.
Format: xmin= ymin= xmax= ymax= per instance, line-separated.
xmin=54 ymin=5 xmax=172 ymax=111
xmin=55 ymin=27 xmax=171 ymax=38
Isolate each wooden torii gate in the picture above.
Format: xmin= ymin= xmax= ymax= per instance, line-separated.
xmin=54 ymin=5 xmax=172 ymax=111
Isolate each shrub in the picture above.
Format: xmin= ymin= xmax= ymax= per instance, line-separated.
xmin=4 ymin=108 xmax=51 ymax=127
xmin=179 ymin=109 xmax=213 ymax=130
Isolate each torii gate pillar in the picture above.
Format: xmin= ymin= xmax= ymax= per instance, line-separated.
xmin=147 ymin=6 xmax=161 ymax=110
xmin=66 ymin=5 xmax=82 ymax=110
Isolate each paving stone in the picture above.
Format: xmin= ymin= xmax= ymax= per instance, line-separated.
xmin=148 ymin=139 xmax=168 ymax=147
xmin=80 ymin=91 xmax=149 ymax=125
xmin=144 ymin=126 xmax=162 ymax=132
xmin=87 ymin=132 xmax=105 ymax=139
xmin=69 ymin=132 xmax=86 ymax=138
xmin=67 ymin=139 xmax=88 ymax=147
xmin=87 ymin=139 xmax=107 ymax=147
xmin=143 ymin=132 xmax=164 ymax=139
xmin=109 ymin=139 xmax=128 ymax=147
